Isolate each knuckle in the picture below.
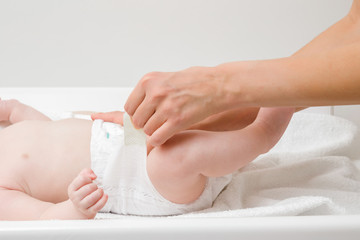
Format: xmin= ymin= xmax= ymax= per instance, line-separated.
xmin=185 ymin=66 xmax=201 ymax=72
xmin=175 ymin=113 xmax=189 ymax=126
xmin=172 ymin=114 xmax=185 ymax=125
xmin=146 ymin=71 xmax=161 ymax=78
xmin=148 ymin=89 xmax=166 ymax=104
xmin=161 ymin=103 xmax=173 ymax=116
xmin=140 ymin=72 xmax=159 ymax=87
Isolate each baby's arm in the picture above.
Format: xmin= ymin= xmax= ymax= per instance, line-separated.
xmin=0 ymin=99 xmax=50 ymax=123
xmin=0 ymin=188 xmax=70 ymax=220
xmin=0 ymin=189 xmax=86 ymax=220
xmin=0 ymin=169 xmax=107 ymax=220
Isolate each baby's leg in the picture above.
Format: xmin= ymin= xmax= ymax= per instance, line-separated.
xmin=198 ymin=107 xmax=295 ymax=176
xmin=147 ymin=107 xmax=294 ymax=204
xmin=252 ymin=107 xmax=295 ymax=151
xmin=0 ymin=99 xmax=50 ymax=123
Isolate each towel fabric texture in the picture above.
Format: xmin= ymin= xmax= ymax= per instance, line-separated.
xmin=180 ymin=112 xmax=360 ymax=218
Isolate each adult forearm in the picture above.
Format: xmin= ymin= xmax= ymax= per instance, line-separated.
xmin=286 ymin=46 xmax=360 ymax=106
xmin=122 ymin=2 xmax=360 ymax=145
xmin=216 ymin=5 xmax=360 ymax=108
xmin=218 ymin=43 xmax=360 ymax=108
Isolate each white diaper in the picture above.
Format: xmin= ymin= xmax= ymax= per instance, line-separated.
xmin=90 ymin=113 xmax=232 ymax=216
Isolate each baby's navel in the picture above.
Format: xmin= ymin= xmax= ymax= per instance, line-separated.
xmin=21 ymin=153 xmax=29 ymax=160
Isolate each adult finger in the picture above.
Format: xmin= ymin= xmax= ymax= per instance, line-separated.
xmin=131 ymin=96 xmax=157 ymax=128
xmin=148 ymin=121 xmax=179 ymax=147
xmin=142 ymin=110 xmax=166 ymax=136
xmin=124 ymin=75 xmax=149 ymax=116
xmin=91 ymin=111 xmax=124 ymax=125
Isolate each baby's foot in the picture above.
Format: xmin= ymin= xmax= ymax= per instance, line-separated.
xmin=68 ymin=168 xmax=108 ymax=219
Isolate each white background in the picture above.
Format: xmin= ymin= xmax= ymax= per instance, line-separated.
xmin=0 ymin=0 xmax=352 ymax=87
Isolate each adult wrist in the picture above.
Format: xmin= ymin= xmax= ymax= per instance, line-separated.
xmin=215 ymin=57 xmax=294 ymax=108
xmin=214 ymin=61 xmax=260 ymax=109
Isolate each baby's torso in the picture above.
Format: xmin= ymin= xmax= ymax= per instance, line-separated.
xmin=0 ymin=116 xmax=231 ymax=215
xmin=0 ymin=119 xmax=93 ymax=203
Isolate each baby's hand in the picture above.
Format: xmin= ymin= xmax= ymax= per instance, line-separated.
xmin=68 ymin=168 xmax=108 ymax=219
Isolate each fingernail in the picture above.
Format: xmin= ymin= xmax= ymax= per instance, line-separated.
xmin=89 ymin=170 xmax=97 ymax=178
xmin=91 ymin=113 xmax=98 ymax=120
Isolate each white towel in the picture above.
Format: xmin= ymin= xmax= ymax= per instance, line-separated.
xmin=178 ymin=112 xmax=360 ymax=218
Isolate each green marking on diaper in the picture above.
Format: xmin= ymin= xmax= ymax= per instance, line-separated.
xmin=106 ymin=132 xmax=110 ymax=139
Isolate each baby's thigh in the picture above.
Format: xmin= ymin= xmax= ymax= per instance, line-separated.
xmin=147 ymin=131 xmax=210 ymax=174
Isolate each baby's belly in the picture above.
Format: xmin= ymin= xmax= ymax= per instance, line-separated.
xmin=0 ymin=119 xmax=93 ymax=203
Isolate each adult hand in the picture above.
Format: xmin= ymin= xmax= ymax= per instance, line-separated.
xmin=124 ymin=66 xmax=235 ymax=146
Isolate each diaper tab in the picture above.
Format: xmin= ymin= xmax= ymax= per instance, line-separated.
xmin=123 ymin=113 xmax=147 ymax=146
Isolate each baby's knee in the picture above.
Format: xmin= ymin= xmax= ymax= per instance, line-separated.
xmin=147 ymin=144 xmax=206 ymax=204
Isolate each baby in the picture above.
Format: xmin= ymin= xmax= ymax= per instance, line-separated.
xmin=0 ymin=99 xmax=294 ymax=220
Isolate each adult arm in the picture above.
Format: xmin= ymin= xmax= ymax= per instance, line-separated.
xmin=189 ymin=4 xmax=360 ymax=131
xmin=98 ymin=2 xmax=360 ymax=146
xmin=128 ymin=44 xmax=360 ymax=145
